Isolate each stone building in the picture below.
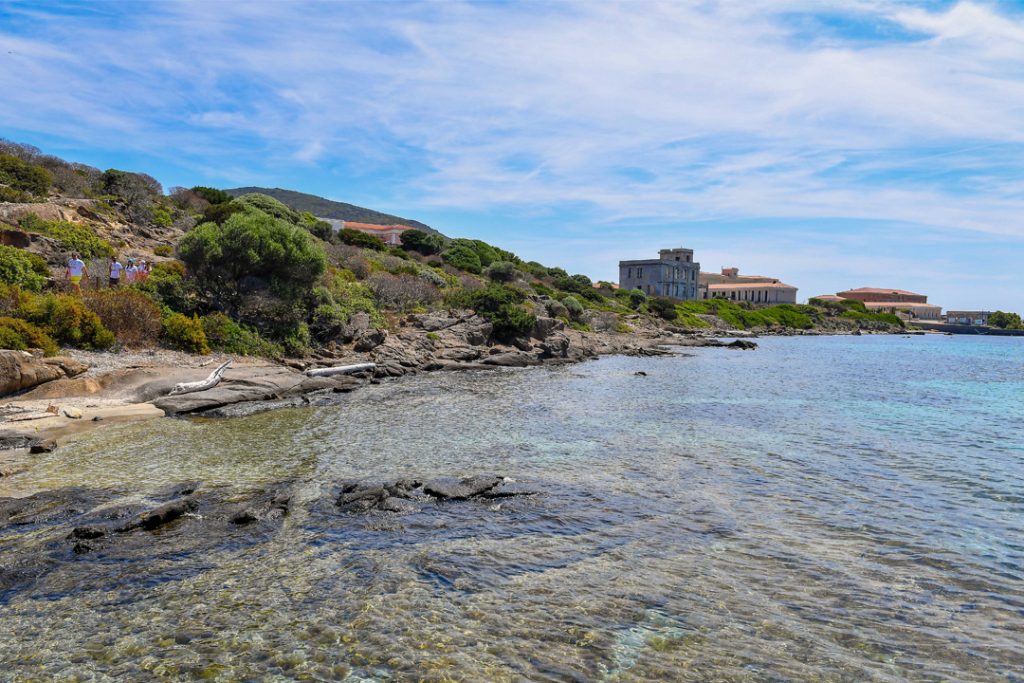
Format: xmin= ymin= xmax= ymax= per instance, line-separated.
xmin=698 ymin=267 xmax=798 ymax=304
xmin=323 ymin=219 xmax=412 ymax=246
xmin=946 ymin=311 xmax=993 ymax=326
xmin=831 ymin=287 xmax=942 ymax=320
xmin=618 ymin=248 xmax=700 ymax=300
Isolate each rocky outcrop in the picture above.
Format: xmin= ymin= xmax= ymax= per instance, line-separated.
xmin=0 ymin=351 xmax=88 ymax=397
xmin=336 ymin=474 xmax=533 ymax=514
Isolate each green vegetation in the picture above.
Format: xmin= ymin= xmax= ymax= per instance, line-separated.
xmin=399 ymin=229 xmax=445 ymax=255
xmin=442 ymin=244 xmax=483 ymax=274
xmin=162 ymin=313 xmax=209 ymax=355
xmin=153 ymin=244 xmax=174 ymax=257
xmin=201 ymin=313 xmax=282 ymax=356
xmin=0 ymin=317 xmax=58 ymax=355
xmin=5 ymin=288 xmax=116 ymax=349
xmin=338 ymin=228 xmax=386 ymax=251
xmin=0 ymin=245 xmax=47 ymax=291
xmin=445 ymin=284 xmax=536 ymax=341
xmin=82 ymin=289 xmax=162 ymax=347
xmin=989 ymin=310 xmax=1023 ymax=329
xmin=19 ymin=214 xmax=114 ymax=259
xmin=0 ymin=153 xmax=51 ymax=199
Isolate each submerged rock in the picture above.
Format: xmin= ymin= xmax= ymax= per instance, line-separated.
xmin=727 ymin=339 xmax=758 ymax=350
xmin=423 ymin=474 xmax=504 ymax=500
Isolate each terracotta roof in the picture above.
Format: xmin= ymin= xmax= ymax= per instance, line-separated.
xmin=343 ymin=222 xmax=412 ymax=232
xmin=812 ymin=294 xmax=844 ymax=301
xmin=838 ymin=287 xmax=924 ymax=297
xmin=708 ymin=281 xmax=796 ymax=290
xmin=863 ymin=301 xmax=941 ymax=309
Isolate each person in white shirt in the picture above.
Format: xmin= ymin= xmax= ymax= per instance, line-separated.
xmin=109 ymin=256 xmax=124 ymax=287
xmin=66 ymin=252 xmax=88 ymax=292
xmin=125 ymin=258 xmax=138 ymax=284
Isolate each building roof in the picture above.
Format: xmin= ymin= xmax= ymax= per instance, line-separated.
xmin=946 ymin=310 xmax=992 ymax=315
xmin=812 ymin=294 xmax=844 ymax=301
xmin=343 ymin=221 xmax=411 ymax=232
xmin=863 ymin=301 xmax=941 ymax=309
xmin=708 ymin=281 xmax=796 ymax=290
xmin=837 ymin=287 xmax=925 ymax=297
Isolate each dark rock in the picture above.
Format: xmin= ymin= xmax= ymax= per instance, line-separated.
xmin=538 ymin=333 xmax=571 ymax=359
xmin=727 ymin=339 xmax=758 ymax=350
xmin=29 ymin=439 xmax=57 ymax=454
xmin=70 ymin=526 xmax=106 ymax=540
xmin=634 ymin=371 xmax=647 ymax=376
xmin=0 ymin=432 xmax=37 ymax=451
xmin=354 ymin=328 xmax=387 ymax=352
xmin=119 ymin=497 xmax=196 ymax=532
xmin=380 ymin=497 xmax=420 ymax=513
xmin=423 ymin=474 xmax=503 ymax=500
xmin=91 ymin=416 xmax=103 ymax=422
xmin=482 ymin=352 xmax=533 ymax=368
xmin=230 ymin=510 xmax=258 ymax=525
xmin=480 ymin=481 xmax=537 ymax=498
xmin=532 ymin=316 xmax=566 ymax=340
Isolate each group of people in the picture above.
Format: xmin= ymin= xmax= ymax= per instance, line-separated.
xmin=64 ymin=253 xmax=152 ymax=292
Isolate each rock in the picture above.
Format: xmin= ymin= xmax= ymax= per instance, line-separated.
xmin=354 ymin=328 xmax=387 ymax=352
xmin=726 ymin=339 xmax=758 ymax=350
xmin=538 ymin=333 xmax=571 ymax=359
xmin=422 ymin=474 xmax=503 ymax=500
xmin=70 ymin=526 xmax=105 ymax=540
xmin=510 ymin=336 xmax=534 ymax=352
xmin=0 ymin=464 xmax=29 ymax=478
xmin=343 ymin=311 xmax=371 ymax=339
xmin=62 ymin=407 xmax=82 ymax=419
xmin=634 ymin=371 xmax=647 ymax=376
xmin=532 ymin=316 xmax=566 ymax=340
xmin=482 ymin=352 xmax=533 ymax=368
xmin=0 ymin=350 xmax=88 ymax=397
xmin=0 ymin=432 xmax=37 ymax=450
xmin=118 ymin=497 xmax=197 ymax=532
xmin=29 ymin=439 xmax=57 ymax=454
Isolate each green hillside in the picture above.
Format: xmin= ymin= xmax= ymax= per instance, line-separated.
xmin=224 ymin=187 xmax=440 ymax=235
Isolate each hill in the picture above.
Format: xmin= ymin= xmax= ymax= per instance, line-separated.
xmin=223 ymin=187 xmax=440 ymax=235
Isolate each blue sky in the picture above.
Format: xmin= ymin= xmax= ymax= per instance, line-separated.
xmin=1 ymin=0 xmax=1023 ymax=310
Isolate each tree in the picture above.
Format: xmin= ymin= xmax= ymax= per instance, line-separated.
xmin=179 ymin=209 xmax=326 ymax=310
xmin=441 ymin=244 xmax=482 ymax=274
xmin=234 ymin=193 xmax=301 ymax=224
xmin=191 ymin=186 xmax=232 ymax=205
xmin=338 ymin=228 xmax=386 ymax=251
xmin=989 ymin=310 xmax=1023 ymax=329
xmin=399 ymin=229 xmax=444 ymax=255
xmin=0 ymin=154 xmax=52 ymax=197
xmin=102 ymin=169 xmax=161 ymax=222
xmin=648 ymin=297 xmax=678 ymax=320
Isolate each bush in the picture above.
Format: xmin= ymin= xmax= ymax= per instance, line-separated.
xmin=338 ymin=228 xmax=387 ymax=251
xmin=162 ymin=313 xmax=209 ymax=354
xmin=441 ymin=244 xmax=482 ymax=274
xmin=179 ymin=210 xmax=327 ymax=306
xmin=0 ymin=245 xmax=47 ymax=291
xmin=153 ymin=244 xmax=174 ymax=257
xmin=82 ymin=289 xmax=162 ymax=347
xmin=201 ymin=312 xmax=282 ymax=356
xmin=200 ymin=200 xmax=246 ymax=226
xmin=191 ymin=186 xmax=232 ymax=205
xmin=562 ymin=295 xmax=585 ymax=318
xmin=367 ymin=272 xmax=440 ymax=310
xmin=282 ymin=322 xmax=311 ymax=357
xmin=22 ymin=293 xmax=115 ymax=349
xmin=485 ymin=260 xmax=519 ymax=282
xmin=627 ymin=289 xmax=648 ymax=309
xmin=308 ymin=303 xmax=347 ymax=343
xmin=444 ymin=284 xmax=535 ymax=341
xmin=989 ymin=310 xmax=1024 ymax=330
xmin=399 ymin=229 xmax=445 ymax=255
xmin=0 ymin=317 xmax=58 ymax=355
xmin=489 ymin=304 xmax=537 ymax=341
xmin=151 ymin=203 xmax=173 ymax=227
xmin=0 ymin=154 xmax=51 ymax=197
xmin=19 ymin=214 xmax=114 ymax=259
xmin=648 ymin=297 xmax=677 ymax=320
xmin=234 ymin=193 xmax=301 ymax=224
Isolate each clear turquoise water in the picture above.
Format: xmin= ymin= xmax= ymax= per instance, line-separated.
xmin=1 ymin=335 xmax=1022 ymax=681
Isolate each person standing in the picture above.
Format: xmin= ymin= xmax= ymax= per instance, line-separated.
xmin=66 ymin=252 xmax=88 ymax=292
xmin=109 ymin=256 xmax=124 ymax=288
xmin=125 ymin=258 xmax=138 ymax=284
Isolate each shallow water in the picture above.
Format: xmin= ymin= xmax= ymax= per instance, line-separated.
xmin=2 ymin=335 xmax=1023 ymax=681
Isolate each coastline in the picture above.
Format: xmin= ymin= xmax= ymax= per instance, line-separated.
xmin=0 ymin=309 xmax=896 ymax=473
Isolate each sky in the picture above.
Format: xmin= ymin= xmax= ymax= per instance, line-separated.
xmin=1 ymin=0 xmax=1022 ymax=311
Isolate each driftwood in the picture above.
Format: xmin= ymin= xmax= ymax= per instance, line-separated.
xmin=304 ymin=362 xmax=376 ymax=378
xmin=169 ymin=360 xmax=232 ymax=396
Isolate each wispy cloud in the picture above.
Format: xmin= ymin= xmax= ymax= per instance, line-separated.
xmin=1 ymin=0 xmax=1023 ymax=307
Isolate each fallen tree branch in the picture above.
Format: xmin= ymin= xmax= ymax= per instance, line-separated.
xmin=304 ymin=362 xmax=376 ymax=378
xmin=169 ymin=360 xmax=232 ymax=396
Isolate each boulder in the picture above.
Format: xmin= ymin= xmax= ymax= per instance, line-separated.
xmin=422 ymin=474 xmax=503 ymax=500
xmin=532 ymin=316 xmax=565 ymax=340
xmin=354 ymin=328 xmax=387 ymax=352
xmin=29 ymin=439 xmax=57 ymax=454
xmin=727 ymin=339 xmax=758 ymax=350
xmin=0 ymin=351 xmax=89 ymax=397
xmin=482 ymin=352 xmax=534 ymax=368
xmin=118 ymin=497 xmax=197 ymax=532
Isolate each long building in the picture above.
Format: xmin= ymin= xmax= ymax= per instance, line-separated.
xmin=699 ymin=267 xmax=798 ymax=304
xmin=826 ymin=287 xmax=942 ymax=320
xmin=322 ymin=219 xmax=412 ymax=246
xmin=619 ymin=248 xmax=700 ymax=300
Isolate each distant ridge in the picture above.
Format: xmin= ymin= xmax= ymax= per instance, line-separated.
xmin=223 ymin=187 xmax=440 ymax=235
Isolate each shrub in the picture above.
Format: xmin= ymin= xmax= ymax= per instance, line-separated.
xmin=22 ymin=293 xmax=115 ymax=349
xmin=200 ymin=200 xmax=246 ymax=226
xmin=162 ymin=313 xmax=209 ymax=354
xmin=441 ymin=244 xmax=482 ymax=274
xmin=989 ymin=310 xmax=1024 ymax=330
xmin=151 ymin=203 xmax=173 ymax=227
xmin=627 ymin=289 xmax=648 ymax=309
xmin=0 ymin=245 xmax=47 ymax=291
xmin=191 ymin=186 xmax=232 ymax=205
xmin=444 ymin=284 xmax=535 ymax=341
xmin=648 ymin=297 xmax=678 ymax=320
xmin=234 ymin=193 xmax=301 ymax=224
xmin=0 ymin=154 xmax=51 ymax=197
xmin=179 ymin=210 xmax=326 ymax=306
xmin=367 ymin=272 xmax=440 ymax=310
xmin=282 ymin=322 xmax=311 ymax=357
xmin=485 ymin=261 xmax=519 ymax=282
xmin=308 ymin=303 xmax=348 ymax=343
xmin=562 ymin=295 xmax=585 ymax=320
xmin=338 ymin=228 xmax=387 ymax=251
xmin=134 ymin=260 xmax=197 ymax=314
xmin=0 ymin=317 xmax=58 ymax=355
xmin=153 ymin=244 xmax=174 ymax=257
xmin=19 ymin=214 xmax=113 ymax=259
xmin=489 ymin=304 xmax=537 ymax=341
xmin=201 ymin=312 xmax=282 ymax=356
xmin=400 ymin=229 xmax=445 ymax=255
xmin=82 ymin=289 xmax=162 ymax=347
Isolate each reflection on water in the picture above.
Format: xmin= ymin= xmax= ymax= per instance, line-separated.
xmin=1 ymin=335 xmax=1023 ymax=681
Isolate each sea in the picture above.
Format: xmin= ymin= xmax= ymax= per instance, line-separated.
xmin=1 ymin=334 xmax=1022 ymax=682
